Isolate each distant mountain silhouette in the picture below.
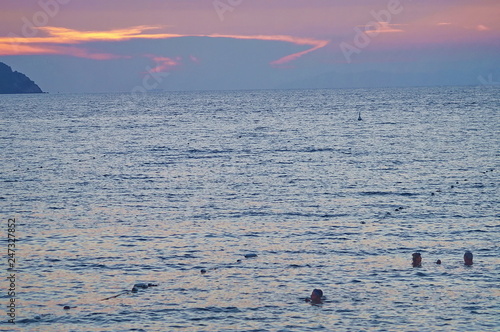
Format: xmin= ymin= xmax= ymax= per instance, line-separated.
xmin=0 ymin=62 xmax=43 ymax=94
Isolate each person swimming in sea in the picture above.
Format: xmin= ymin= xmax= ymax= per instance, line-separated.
xmin=412 ymin=253 xmax=422 ymax=267
xmin=305 ymin=289 xmax=324 ymax=304
xmin=100 ymin=283 xmax=158 ymax=301
xmin=464 ymin=251 xmax=473 ymax=266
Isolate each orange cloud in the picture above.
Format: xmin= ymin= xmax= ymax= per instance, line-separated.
xmin=0 ymin=43 xmax=55 ymax=56
xmin=37 ymin=25 xmax=183 ymax=43
xmin=0 ymin=42 xmax=131 ymax=59
xmin=0 ymin=25 xmax=329 ymax=65
xmin=0 ymin=25 xmax=183 ymax=59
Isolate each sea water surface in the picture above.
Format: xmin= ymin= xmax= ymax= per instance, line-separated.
xmin=1 ymin=87 xmax=499 ymax=331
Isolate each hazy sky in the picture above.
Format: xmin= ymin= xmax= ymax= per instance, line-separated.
xmin=0 ymin=0 xmax=499 ymax=92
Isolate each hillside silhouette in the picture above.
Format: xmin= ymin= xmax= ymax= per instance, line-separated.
xmin=0 ymin=62 xmax=43 ymax=94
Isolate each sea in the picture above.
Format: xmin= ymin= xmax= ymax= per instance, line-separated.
xmin=1 ymin=86 xmax=499 ymax=332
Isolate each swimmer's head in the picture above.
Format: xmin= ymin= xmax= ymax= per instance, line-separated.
xmin=464 ymin=251 xmax=473 ymax=266
xmin=310 ymin=289 xmax=323 ymax=303
xmin=412 ymin=253 xmax=422 ymax=267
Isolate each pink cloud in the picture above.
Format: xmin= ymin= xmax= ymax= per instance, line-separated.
xmin=53 ymin=46 xmax=130 ymax=60
xmin=189 ymin=55 xmax=200 ymax=64
xmin=206 ymin=33 xmax=329 ymax=66
xmin=476 ymin=24 xmax=491 ymax=31
xmin=364 ymin=22 xmax=405 ymax=36
xmin=0 ymin=41 xmax=129 ymax=60
xmin=145 ymin=55 xmax=182 ymax=72
xmin=270 ymin=40 xmax=329 ymax=67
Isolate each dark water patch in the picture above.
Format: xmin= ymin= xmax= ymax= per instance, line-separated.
xmin=45 ymin=258 xmax=62 ymax=262
xmin=149 ymin=146 xmax=172 ymax=152
xmin=450 ymin=229 xmax=488 ymax=234
xmin=48 ymin=206 xmax=65 ymax=210
xmin=159 ymin=253 xmax=199 ymax=260
xmin=142 ymin=161 xmax=176 ymax=166
xmin=17 ymin=314 xmax=57 ymax=324
xmin=301 ymin=147 xmax=338 ymax=153
xmin=242 ymin=232 xmax=261 ymax=238
xmin=287 ymin=264 xmax=311 ymax=268
xmin=67 ymin=263 xmax=111 ymax=270
xmin=192 ymin=306 xmax=242 ymax=313
xmin=364 ymin=191 xmax=419 ymax=197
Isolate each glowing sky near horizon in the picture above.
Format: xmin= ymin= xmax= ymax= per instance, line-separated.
xmin=0 ymin=0 xmax=498 ymax=92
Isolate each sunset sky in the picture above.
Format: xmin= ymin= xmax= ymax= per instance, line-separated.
xmin=1 ymin=0 xmax=499 ymax=92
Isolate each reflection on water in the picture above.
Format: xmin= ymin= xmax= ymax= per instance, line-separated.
xmin=1 ymin=87 xmax=499 ymax=331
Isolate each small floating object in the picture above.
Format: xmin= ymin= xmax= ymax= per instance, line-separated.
xmin=436 ymin=259 xmax=442 ymax=265
xmin=244 ymin=253 xmax=258 ymax=258
xmin=63 ymin=306 xmax=71 ymax=310
xmin=99 ymin=283 xmax=158 ymax=301
xmin=131 ymin=283 xmax=158 ymax=293
xmin=200 ymin=267 xmax=218 ymax=274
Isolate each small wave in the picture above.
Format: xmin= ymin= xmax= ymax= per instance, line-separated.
xmin=301 ymin=147 xmax=337 ymax=153
xmin=288 ymin=263 xmax=312 ymax=269
xmin=192 ymin=306 xmax=242 ymax=313
xmin=17 ymin=314 xmax=57 ymax=324
xmin=359 ymin=191 xmax=418 ymax=197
